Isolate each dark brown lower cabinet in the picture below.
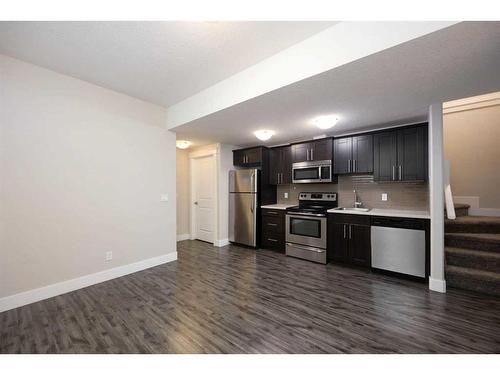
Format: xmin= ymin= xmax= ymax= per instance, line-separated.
xmin=327 ymin=214 xmax=371 ymax=267
xmin=261 ymin=209 xmax=285 ymax=252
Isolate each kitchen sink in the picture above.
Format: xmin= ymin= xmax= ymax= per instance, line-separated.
xmin=333 ymin=207 xmax=371 ymax=212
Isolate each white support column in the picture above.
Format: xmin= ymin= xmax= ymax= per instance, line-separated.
xmin=428 ymin=103 xmax=446 ymax=293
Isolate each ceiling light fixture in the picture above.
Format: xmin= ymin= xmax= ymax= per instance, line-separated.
xmin=254 ymin=130 xmax=275 ymax=141
xmin=176 ymin=140 xmax=191 ymax=149
xmin=311 ymin=115 xmax=339 ymax=130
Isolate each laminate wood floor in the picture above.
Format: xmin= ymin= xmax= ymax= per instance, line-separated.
xmin=1 ymin=240 xmax=499 ymax=353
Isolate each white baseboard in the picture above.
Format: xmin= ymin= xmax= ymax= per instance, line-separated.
xmin=429 ymin=277 xmax=446 ymax=293
xmin=0 ymin=252 xmax=177 ymax=313
xmin=214 ymin=238 xmax=230 ymax=247
xmin=176 ymin=233 xmax=190 ymax=242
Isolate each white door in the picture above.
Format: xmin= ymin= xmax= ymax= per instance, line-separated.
xmin=193 ymin=155 xmax=215 ymax=243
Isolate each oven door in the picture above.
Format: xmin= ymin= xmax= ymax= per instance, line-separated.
xmin=292 ymin=166 xmax=321 ymax=183
xmin=286 ymin=214 xmax=327 ymax=249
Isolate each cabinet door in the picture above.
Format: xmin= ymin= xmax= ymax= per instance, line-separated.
xmin=333 ymin=137 xmax=352 ymax=174
xmin=373 ymin=131 xmax=398 ymax=181
xmin=281 ymin=146 xmax=292 ymax=184
xmin=245 ymin=148 xmax=262 ymax=164
xmin=327 ymin=222 xmax=349 ymax=262
xmin=268 ymin=148 xmax=280 ymax=185
xmin=312 ymin=138 xmax=332 ymax=161
xmin=292 ymin=142 xmax=310 ymax=163
xmin=348 ymin=225 xmax=371 ymax=267
xmin=233 ymin=150 xmax=246 ymax=166
xmin=352 ymin=135 xmax=373 ymax=174
xmin=397 ymin=126 xmax=427 ymax=181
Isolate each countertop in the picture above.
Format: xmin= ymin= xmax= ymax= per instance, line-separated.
xmin=261 ymin=204 xmax=296 ymax=210
xmin=327 ymin=207 xmax=430 ymax=219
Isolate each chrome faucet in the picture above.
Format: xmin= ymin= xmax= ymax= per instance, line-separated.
xmin=353 ymin=190 xmax=363 ymax=208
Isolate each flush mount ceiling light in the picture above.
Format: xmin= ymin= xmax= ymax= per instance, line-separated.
xmin=254 ymin=130 xmax=275 ymax=141
xmin=311 ymin=115 xmax=339 ymax=130
xmin=176 ymin=140 xmax=191 ymax=149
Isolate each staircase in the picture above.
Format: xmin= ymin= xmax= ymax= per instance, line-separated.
xmin=445 ymin=204 xmax=500 ymax=296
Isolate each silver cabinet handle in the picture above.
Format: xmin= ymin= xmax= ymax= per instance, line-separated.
xmin=353 ymin=159 xmax=356 ymax=173
xmin=399 ymin=165 xmax=402 ymax=181
xmin=349 ymin=225 xmax=352 ymax=239
xmin=392 ymin=165 xmax=396 ymax=180
xmin=267 ymin=223 xmax=277 ymax=226
xmin=194 ymin=201 xmax=198 ymax=205
xmin=307 ymin=149 xmax=310 ymax=161
xmin=311 ymin=149 xmax=314 ymax=160
xmin=347 ymin=159 xmax=350 ymax=173
xmin=343 ymin=224 xmax=346 ymax=239
xmin=267 ymin=238 xmax=278 ymax=242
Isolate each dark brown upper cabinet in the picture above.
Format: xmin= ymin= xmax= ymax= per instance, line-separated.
xmin=269 ymin=146 xmax=292 ymax=185
xmin=373 ymin=124 xmax=428 ymax=182
xmin=233 ymin=147 xmax=265 ymax=167
xmin=333 ymin=134 xmax=373 ymax=174
xmin=291 ymin=138 xmax=332 ymax=163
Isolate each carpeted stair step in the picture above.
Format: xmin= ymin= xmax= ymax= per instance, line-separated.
xmin=445 ymin=203 xmax=470 ymax=218
xmin=445 ymin=247 xmax=500 ymax=273
xmin=445 ymin=233 xmax=500 ymax=252
xmin=446 ymin=265 xmax=500 ymax=296
xmin=445 ymin=215 xmax=500 ymax=234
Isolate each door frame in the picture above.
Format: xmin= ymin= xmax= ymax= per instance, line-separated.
xmin=189 ymin=147 xmax=219 ymax=245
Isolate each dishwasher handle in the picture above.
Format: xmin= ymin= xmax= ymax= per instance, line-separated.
xmin=371 ymin=216 xmax=426 ymax=230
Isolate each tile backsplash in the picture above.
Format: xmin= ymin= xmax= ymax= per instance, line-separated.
xmin=277 ymin=175 xmax=429 ymax=210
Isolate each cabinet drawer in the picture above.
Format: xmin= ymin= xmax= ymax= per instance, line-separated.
xmin=262 ymin=215 xmax=285 ymax=233
xmin=262 ymin=208 xmax=285 ymax=217
xmin=329 ymin=213 xmax=370 ymax=226
xmin=261 ymin=231 xmax=285 ymax=251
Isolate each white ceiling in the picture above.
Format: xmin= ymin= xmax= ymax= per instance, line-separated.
xmin=0 ymin=21 xmax=334 ymax=107
xmin=174 ymin=22 xmax=500 ymax=147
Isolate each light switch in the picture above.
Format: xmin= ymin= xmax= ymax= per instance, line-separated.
xmin=284 ymin=192 xmax=288 ymax=199
xmin=381 ymin=193 xmax=388 ymax=201
xmin=160 ymin=194 xmax=169 ymax=202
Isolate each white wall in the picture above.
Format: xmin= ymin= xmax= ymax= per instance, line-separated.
xmin=0 ymin=55 xmax=177 ymax=302
xmin=176 ymin=148 xmax=190 ymax=239
xmin=217 ymin=144 xmax=235 ymax=244
xmin=444 ymin=96 xmax=500 ymax=211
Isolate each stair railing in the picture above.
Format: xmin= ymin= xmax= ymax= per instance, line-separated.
xmin=444 ymin=160 xmax=456 ymax=219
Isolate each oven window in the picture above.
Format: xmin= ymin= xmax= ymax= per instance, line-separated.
xmin=290 ymin=217 xmax=321 ymax=238
xmin=293 ymin=167 xmax=319 ymax=181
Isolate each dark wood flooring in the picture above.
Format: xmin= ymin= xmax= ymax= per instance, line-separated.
xmin=1 ymin=240 xmax=499 ymax=353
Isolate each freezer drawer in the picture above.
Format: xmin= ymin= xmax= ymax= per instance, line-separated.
xmin=371 ymin=226 xmax=426 ymax=277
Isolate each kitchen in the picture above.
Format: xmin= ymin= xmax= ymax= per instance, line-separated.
xmin=229 ymin=121 xmax=430 ymax=280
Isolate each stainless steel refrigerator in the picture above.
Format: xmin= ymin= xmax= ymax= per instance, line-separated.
xmin=229 ymin=169 xmax=259 ymax=247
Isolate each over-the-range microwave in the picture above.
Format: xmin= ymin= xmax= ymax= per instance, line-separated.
xmin=292 ymin=160 xmax=332 ymax=183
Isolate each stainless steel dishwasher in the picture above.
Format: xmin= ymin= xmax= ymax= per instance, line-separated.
xmin=371 ymin=216 xmax=427 ymax=278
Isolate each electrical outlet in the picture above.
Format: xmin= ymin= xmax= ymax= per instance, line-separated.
xmin=160 ymin=194 xmax=169 ymax=202
xmin=284 ymin=192 xmax=288 ymax=199
xmin=105 ymin=251 xmax=113 ymax=261
xmin=381 ymin=193 xmax=388 ymax=201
